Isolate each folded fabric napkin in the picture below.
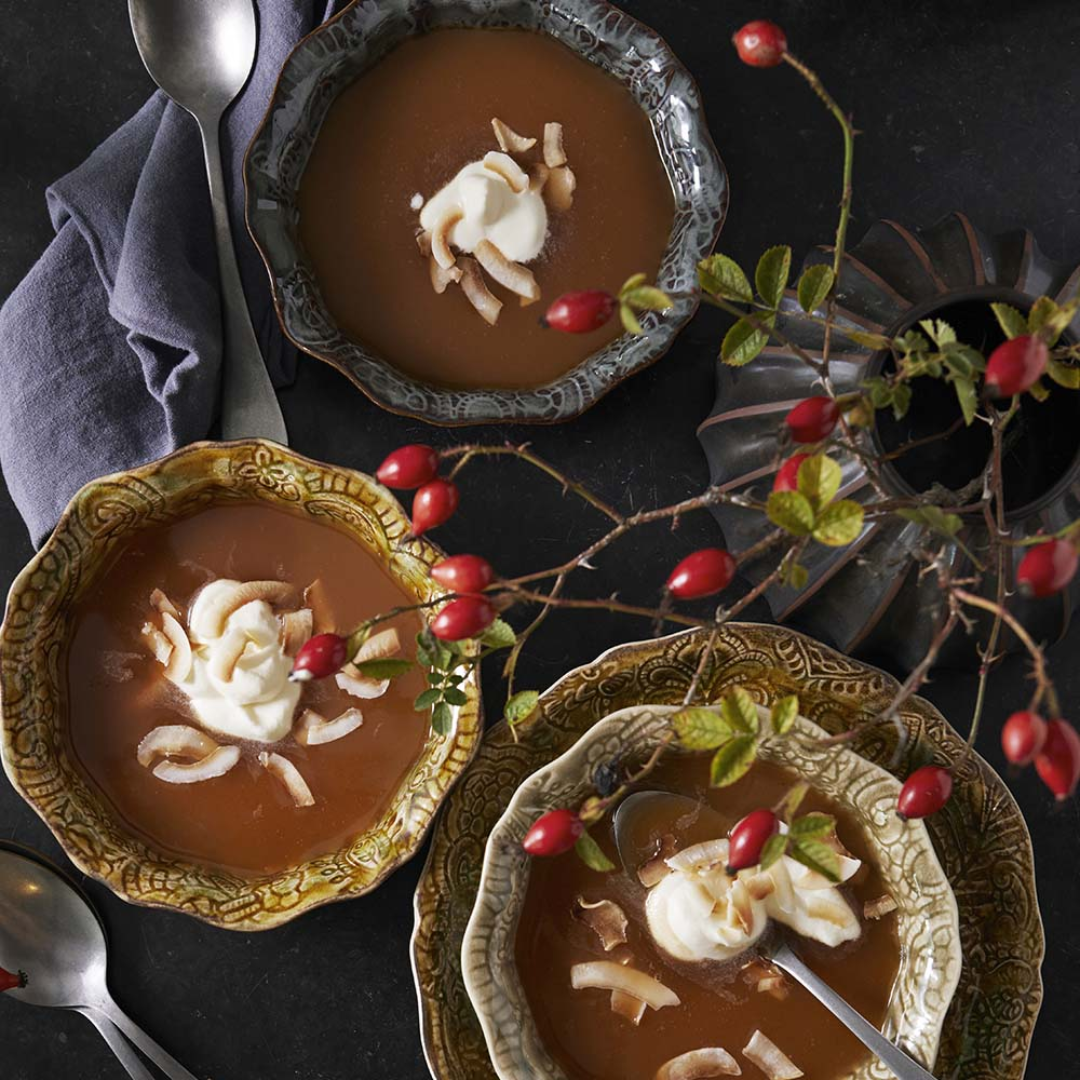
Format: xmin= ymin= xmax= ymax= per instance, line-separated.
xmin=0 ymin=1 xmax=341 ymax=547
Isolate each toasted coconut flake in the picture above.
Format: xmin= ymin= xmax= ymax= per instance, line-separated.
xmin=304 ymin=578 xmax=337 ymax=635
xmin=482 ymin=151 xmax=529 ymax=195
xmin=295 ymin=707 xmax=364 ymax=746
xmin=197 ymin=580 xmax=295 ymax=639
xmin=474 ymin=240 xmax=541 ymax=304
xmin=259 ymin=751 xmax=315 ymax=807
xmin=729 ymin=880 xmax=756 ymax=934
xmin=141 ymin=622 xmax=173 ymax=664
xmin=431 ymin=207 xmax=463 ymax=269
xmin=543 ymin=122 xmax=567 ymax=168
xmin=335 ymin=669 xmax=390 ymax=700
xmin=655 ymin=1047 xmax=742 ymax=1079
xmin=153 ymin=745 xmax=241 ymax=785
xmin=528 ymin=162 xmax=550 ymax=193
xmin=458 ymin=257 xmax=503 ymax=326
xmin=610 ymin=989 xmax=647 ymax=1025
xmin=742 ymin=1031 xmax=803 ymax=1080
xmin=430 ymin=255 xmax=463 ymax=295
xmin=160 ymin=612 xmax=193 ymax=684
xmin=756 ymin=975 xmax=789 ymax=1001
xmin=667 ymin=838 xmax=728 ymax=873
xmin=573 ymin=898 xmax=629 ymax=951
xmin=137 ymin=725 xmax=220 ymax=768
xmin=491 ymin=117 xmax=536 ymax=153
xmin=150 ymin=588 xmax=180 ymax=619
xmin=744 ymin=872 xmax=776 ymax=902
xmin=570 ymin=961 xmax=679 ymax=1010
xmin=416 ymin=229 xmax=433 ymax=257
xmin=864 ymin=894 xmax=898 ymax=920
xmin=353 ymin=628 xmax=402 ymax=664
xmin=546 ymin=165 xmax=576 ymax=211
xmin=638 ymin=834 xmax=678 ymax=887
xmin=280 ymin=608 xmax=314 ymax=657
xmin=208 ymin=629 xmax=249 ymax=683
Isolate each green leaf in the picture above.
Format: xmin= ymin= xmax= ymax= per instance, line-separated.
xmin=771 ymin=695 xmax=799 ymax=735
xmin=622 ymin=285 xmax=673 ymax=312
xmin=776 ymin=782 xmax=809 ymax=821
xmin=415 ymin=631 xmax=438 ymax=669
xmin=812 ymin=499 xmax=864 ymax=546
xmin=672 ymin=706 xmax=737 ymax=750
xmin=759 ymin=832 xmax=790 ymax=870
xmin=796 ymin=264 xmax=835 ymax=314
xmin=353 ymin=657 xmax=413 ymax=680
xmin=1028 ymin=379 xmax=1051 ymax=402
xmin=620 ymin=303 xmax=645 ymax=336
xmin=782 ymin=561 xmax=809 ymax=590
xmin=721 ymin=317 xmax=771 ymax=367
xmin=720 ymin=687 xmax=760 ymax=734
xmin=919 ymin=318 xmax=957 ymax=347
xmin=480 ymin=619 xmax=516 ymax=650
xmin=796 ymin=454 xmax=842 ymax=512
xmin=443 ymin=687 xmax=468 ymax=707
xmin=1028 ymin=296 xmax=1059 ymax=338
xmin=1047 ymin=359 xmax=1080 ymax=389
xmin=620 ymin=272 xmax=647 ymax=293
xmin=698 ymin=254 xmax=753 ymax=303
xmin=788 ymin=837 xmax=841 ymax=882
xmin=755 ymin=245 xmax=792 ymax=309
xmin=897 ymin=505 xmax=962 ymax=537
xmin=790 ymin=812 xmax=836 ymax=839
xmin=844 ymin=328 xmax=892 ymax=351
xmin=954 ymin=376 xmax=978 ymax=426
xmin=504 ymin=690 xmax=540 ymax=726
xmin=709 ymin=735 xmax=759 ymax=788
xmin=432 ymin=700 xmax=453 ymax=736
xmin=991 ymin=301 xmax=1027 ymax=340
xmin=414 ymin=687 xmax=442 ymax=710
xmin=891 ymin=381 xmax=913 ymax=420
xmin=767 ymin=490 xmax=816 ymax=536
xmin=575 ymin=831 xmax=616 ymax=873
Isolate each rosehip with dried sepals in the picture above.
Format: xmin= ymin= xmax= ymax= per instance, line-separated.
xmin=1034 ymin=719 xmax=1080 ymax=800
xmin=1017 ymin=538 xmax=1078 ymax=598
xmin=984 ymin=335 xmax=1048 ymax=397
xmin=773 ymin=453 xmax=812 ymax=493
xmin=726 ymin=809 xmax=779 ymax=874
xmin=0 ymin=966 xmax=27 ymax=993
xmin=290 ymin=633 xmax=348 ymax=682
xmin=732 ymin=20 xmax=788 ymax=67
xmin=411 ymin=478 xmax=459 ymax=536
xmin=785 ymin=396 xmax=839 ymax=444
xmin=522 ymin=808 xmax=585 ymax=857
xmin=376 ymin=444 xmax=439 ymax=489
xmin=430 ymin=554 xmax=495 ymax=595
xmin=542 ymin=291 xmax=617 ymax=334
xmin=666 ymin=548 xmax=737 ymax=600
xmin=1001 ymin=710 xmax=1048 ymax=766
xmin=431 ymin=595 xmax=497 ymax=642
xmin=897 ymin=765 xmax=953 ymax=820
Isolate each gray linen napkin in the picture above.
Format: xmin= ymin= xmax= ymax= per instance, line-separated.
xmin=0 ymin=1 xmax=340 ymax=546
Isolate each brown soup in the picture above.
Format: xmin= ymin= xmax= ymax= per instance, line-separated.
xmin=65 ymin=503 xmax=428 ymax=876
xmin=298 ymin=28 xmax=675 ymax=390
xmin=516 ymin=756 xmax=901 ymax=1080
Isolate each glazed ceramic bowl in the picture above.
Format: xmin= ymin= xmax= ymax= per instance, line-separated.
xmin=461 ymin=702 xmax=962 ymax=1080
xmin=0 ymin=440 xmax=482 ymax=931
xmin=245 ymin=0 xmax=727 ymax=425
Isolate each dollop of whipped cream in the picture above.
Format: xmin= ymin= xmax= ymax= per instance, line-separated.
xmin=645 ymin=836 xmax=862 ymax=963
xmin=419 ymin=152 xmax=548 ymax=263
xmin=177 ymin=580 xmax=300 ymax=744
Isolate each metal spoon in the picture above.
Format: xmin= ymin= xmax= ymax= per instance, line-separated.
xmin=613 ymin=791 xmax=939 ymax=1080
xmin=0 ymin=845 xmax=198 ymax=1080
xmin=128 ymin=0 xmax=289 ymax=445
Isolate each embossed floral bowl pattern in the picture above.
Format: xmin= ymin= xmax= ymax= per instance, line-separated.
xmin=245 ymin=0 xmax=727 ymax=425
xmin=0 ymin=440 xmax=482 ymax=931
xmin=461 ymin=702 xmax=962 ymax=1080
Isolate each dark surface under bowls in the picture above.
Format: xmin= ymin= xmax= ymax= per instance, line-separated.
xmin=1 ymin=2 xmax=1078 ymax=1078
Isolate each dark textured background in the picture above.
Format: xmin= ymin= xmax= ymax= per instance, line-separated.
xmin=1 ymin=1 xmax=1078 ymax=1077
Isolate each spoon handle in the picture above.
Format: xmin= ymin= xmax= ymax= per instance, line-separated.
xmin=769 ymin=942 xmax=939 ymax=1080
xmin=77 ymin=1008 xmax=155 ymax=1080
xmin=197 ymin=116 xmax=289 ymax=446
xmin=94 ymin=998 xmax=201 ymax=1080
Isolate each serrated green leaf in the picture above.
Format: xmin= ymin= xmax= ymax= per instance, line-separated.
xmin=505 ymin=690 xmax=540 ymax=726
xmin=432 ymin=701 xmax=453 ymax=736
xmin=574 ymin=831 xmax=616 ymax=873
xmin=771 ymin=695 xmax=799 ymax=735
xmin=672 ymin=706 xmax=737 ymax=750
xmin=812 ymin=499 xmax=864 ymax=546
xmin=620 ymin=303 xmax=645 ymax=336
xmin=698 ymin=254 xmax=753 ymax=303
xmin=897 ymin=505 xmax=962 ymax=537
xmin=788 ymin=837 xmax=841 ymax=882
xmin=991 ymin=301 xmax=1027 ymax=340
xmin=1047 ymin=359 xmax=1080 ymax=389
xmin=789 ymin=812 xmax=836 ymax=839
xmin=796 ymin=264 xmax=835 ymax=314
xmin=353 ymin=657 xmax=413 ymax=680
xmin=845 ymin=328 xmax=892 ymax=350
xmin=954 ymin=376 xmax=978 ymax=426
xmin=480 ymin=618 xmax=516 ymax=650
xmin=414 ymin=687 xmax=442 ymax=710
xmin=443 ymin=687 xmax=468 ymax=706
xmin=721 ymin=317 xmax=771 ymax=367
xmin=720 ymin=688 xmax=760 ymax=734
xmin=755 ymin=245 xmax=792 ymax=309
xmin=919 ymin=318 xmax=957 ymax=347
xmin=623 ymin=285 xmax=673 ymax=312
xmin=759 ymin=832 xmax=790 ymax=870
xmin=1028 ymin=295 xmax=1058 ymax=336
xmin=767 ymin=490 xmax=816 ymax=536
xmin=796 ymin=454 xmax=842 ymax=512
xmin=709 ymin=735 xmax=759 ymax=788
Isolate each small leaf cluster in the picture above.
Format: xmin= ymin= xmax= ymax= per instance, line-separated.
xmin=766 ymin=453 xmax=865 ymax=555
xmin=617 ymin=273 xmax=673 ymax=336
xmin=995 ymin=296 xmax=1080 ymax=393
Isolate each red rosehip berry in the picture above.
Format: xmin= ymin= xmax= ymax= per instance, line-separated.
xmin=430 ymin=554 xmax=495 ymax=595
xmin=726 ymin=808 xmax=779 ymax=874
xmin=1001 ymin=710 xmax=1048 ymax=767
xmin=543 ymin=291 xmax=617 ymax=333
xmin=732 ymin=20 xmax=788 ymax=67
xmin=773 ymin=452 xmax=812 ymax=493
xmin=1017 ymin=538 xmax=1078 ymax=598
xmin=785 ymin=396 xmax=839 ymax=444
xmin=290 ymin=633 xmax=348 ymax=682
xmin=0 ymin=966 xmax=27 ymax=993
xmin=666 ymin=548 xmax=737 ymax=600
xmin=897 ymin=765 xmax=953 ymax=820
xmin=522 ymin=808 xmax=585 ymax=857
xmin=431 ymin=596 xmax=497 ymax=641
xmin=412 ymin=478 xmax=459 ymax=536
xmin=376 ymin=444 xmax=439 ymax=489
xmin=1034 ymin=719 xmax=1080 ymax=800
xmin=984 ymin=335 xmax=1049 ymax=397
